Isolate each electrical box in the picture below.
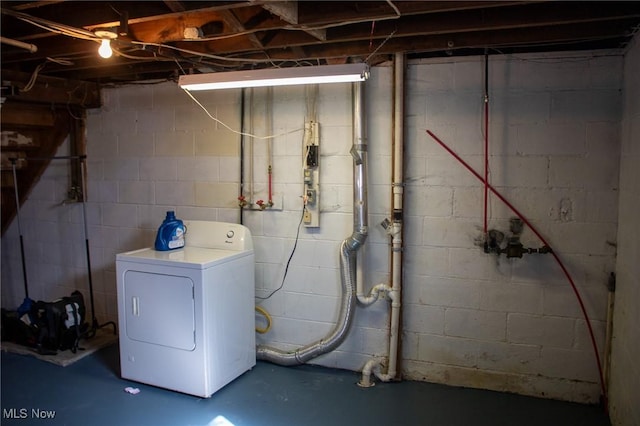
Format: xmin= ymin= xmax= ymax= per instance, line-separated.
xmin=306 ymin=145 xmax=318 ymax=167
xmin=303 ymin=121 xmax=320 ymax=228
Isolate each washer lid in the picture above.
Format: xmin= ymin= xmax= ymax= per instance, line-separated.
xmin=116 ymin=246 xmax=252 ymax=269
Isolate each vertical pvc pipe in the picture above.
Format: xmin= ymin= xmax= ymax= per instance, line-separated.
xmin=387 ymin=52 xmax=405 ymax=380
xmin=359 ymin=54 xmax=405 ymax=386
xmin=393 ymin=57 xmax=405 ymax=213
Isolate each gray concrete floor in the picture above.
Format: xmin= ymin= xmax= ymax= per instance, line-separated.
xmin=1 ymin=344 xmax=610 ymax=426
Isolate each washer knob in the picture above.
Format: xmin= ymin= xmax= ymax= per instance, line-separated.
xmin=226 ymin=230 xmax=235 ymax=239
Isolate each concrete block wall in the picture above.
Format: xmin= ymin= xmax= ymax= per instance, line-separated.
xmin=248 ymin=69 xmax=394 ymax=371
xmin=0 ymin=73 xmax=394 ymax=375
xmin=0 ymin=52 xmax=626 ymax=405
xmin=1 ymin=148 xmax=93 ymax=305
xmin=402 ymin=52 xmax=621 ymax=403
xmin=609 ymin=35 xmax=640 ymax=426
xmin=1 ymin=84 xmax=244 ymax=322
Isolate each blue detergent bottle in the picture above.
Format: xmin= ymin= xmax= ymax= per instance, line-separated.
xmin=154 ymin=211 xmax=186 ymax=251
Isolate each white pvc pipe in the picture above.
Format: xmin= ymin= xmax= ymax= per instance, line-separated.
xmin=359 ymin=52 xmax=405 ymax=387
xmin=382 ymin=222 xmax=402 ymax=380
xmin=357 ymin=282 xmax=391 ymax=306
xmin=0 ymin=36 xmax=37 ymax=53
xmin=386 ymin=51 xmax=405 ymax=381
xmin=359 ymin=357 xmax=385 ymax=387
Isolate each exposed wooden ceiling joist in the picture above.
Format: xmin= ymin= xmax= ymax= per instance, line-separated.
xmin=1 ymin=1 xmax=639 ymax=89
xmin=259 ymin=0 xmax=326 ymax=41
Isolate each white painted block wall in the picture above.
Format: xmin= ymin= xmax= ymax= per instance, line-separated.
xmin=0 ymin=52 xmax=625 ymax=404
xmin=609 ymin=35 xmax=640 ymax=426
xmin=402 ymin=53 xmax=621 ymax=403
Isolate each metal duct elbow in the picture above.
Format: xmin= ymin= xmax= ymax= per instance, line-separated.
xmin=345 ymin=228 xmax=367 ymax=251
xmin=256 ymin=238 xmax=360 ymax=365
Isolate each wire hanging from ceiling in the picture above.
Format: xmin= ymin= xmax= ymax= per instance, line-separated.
xmin=21 ymin=57 xmax=74 ymax=92
xmin=182 ymin=89 xmax=304 ymax=141
xmin=364 ymin=29 xmax=397 ymax=64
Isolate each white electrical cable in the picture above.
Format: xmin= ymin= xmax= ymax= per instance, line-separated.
xmin=3 ymin=9 xmax=97 ymax=40
xmin=182 ymin=88 xmax=304 ymax=141
xmin=305 ymin=84 xmax=318 ymax=121
xmin=131 ymin=41 xmax=276 ymax=64
xmin=21 ymin=57 xmax=74 ymax=92
xmin=3 ymin=8 xmax=320 ymax=68
xmin=386 ymin=0 xmax=401 ymax=17
xmin=181 ymin=10 xmax=401 ymax=43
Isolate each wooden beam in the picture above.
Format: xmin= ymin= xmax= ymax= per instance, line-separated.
xmin=218 ymin=9 xmax=264 ymax=50
xmin=261 ymin=1 xmax=298 ymax=24
xmin=211 ymin=19 xmax=639 ymax=62
xmin=296 ymin=1 xmax=530 ymax=25
xmin=326 ymin=2 xmax=640 ymax=41
xmin=11 ymin=1 xmax=66 ymax=11
xmin=1 ymin=70 xmax=101 ymax=108
xmin=0 ymin=103 xmax=56 ymax=127
xmin=164 ymin=1 xmax=186 ymax=13
xmin=84 ymin=3 xmax=266 ymax=30
xmin=260 ymin=1 xmax=326 ymax=41
xmin=0 ymin=103 xmax=71 ymax=235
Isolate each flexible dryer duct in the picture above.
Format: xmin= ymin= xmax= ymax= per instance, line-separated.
xmin=256 ymin=82 xmax=368 ymax=365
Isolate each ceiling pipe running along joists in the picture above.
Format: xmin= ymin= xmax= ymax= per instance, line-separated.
xmin=0 ymin=36 xmax=37 ymax=53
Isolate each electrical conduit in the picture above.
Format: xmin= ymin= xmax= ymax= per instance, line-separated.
xmin=256 ymin=81 xmax=368 ymax=365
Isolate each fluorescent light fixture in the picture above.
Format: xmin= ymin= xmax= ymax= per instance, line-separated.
xmin=178 ymin=63 xmax=369 ymax=91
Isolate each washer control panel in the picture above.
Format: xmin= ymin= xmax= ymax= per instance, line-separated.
xmin=182 ymin=221 xmax=252 ymax=251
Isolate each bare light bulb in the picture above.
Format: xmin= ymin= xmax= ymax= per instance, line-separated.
xmin=98 ymin=39 xmax=112 ymax=58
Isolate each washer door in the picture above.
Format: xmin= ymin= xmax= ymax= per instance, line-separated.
xmin=124 ymin=270 xmax=196 ymax=351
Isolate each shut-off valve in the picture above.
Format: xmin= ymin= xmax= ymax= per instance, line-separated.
xmin=484 ymin=218 xmax=552 ymax=258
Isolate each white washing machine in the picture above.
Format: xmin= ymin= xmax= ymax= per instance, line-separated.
xmin=116 ymin=220 xmax=255 ymax=398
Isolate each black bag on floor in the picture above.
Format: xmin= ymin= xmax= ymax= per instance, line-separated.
xmin=1 ymin=308 xmax=38 ymax=347
xmin=35 ymin=291 xmax=88 ymax=353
